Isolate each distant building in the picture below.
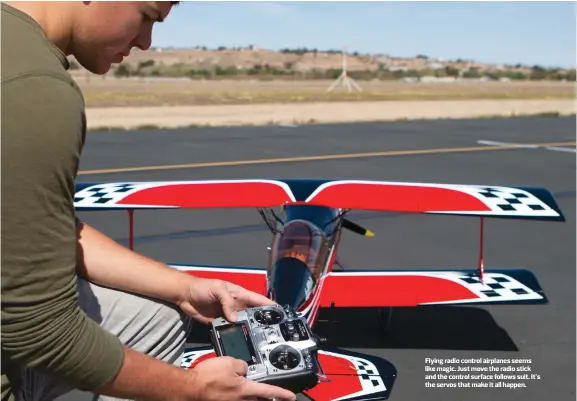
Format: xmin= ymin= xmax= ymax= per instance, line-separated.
xmin=426 ymin=60 xmax=445 ymax=70
xmin=389 ymin=66 xmax=409 ymax=72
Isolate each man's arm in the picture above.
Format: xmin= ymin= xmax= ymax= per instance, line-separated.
xmin=95 ymin=345 xmax=197 ymax=401
xmin=1 ymin=74 xmax=195 ymax=400
xmin=75 ymin=221 xmax=194 ymax=306
xmin=1 ymin=73 xmax=124 ymax=390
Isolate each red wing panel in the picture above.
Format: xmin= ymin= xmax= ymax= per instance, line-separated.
xmin=308 ymin=183 xmax=490 ymax=213
xmin=74 ymin=180 xmax=295 ymax=209
xmin=169 ymin=264 xmax=268 ymax=295
xmin=319 ymin=270 xmax=546 ymax=307
xmin=303 ymin=180 xmax=563 ymax=220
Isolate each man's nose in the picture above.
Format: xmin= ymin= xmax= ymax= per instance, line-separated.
xmin=133 ymin=29 xmax=153 ymax=51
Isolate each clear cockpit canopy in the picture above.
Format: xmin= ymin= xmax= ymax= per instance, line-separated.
xmin=268 ymin=219 xmax=329 ymax=309
xmin=275 ymin=220 xmax=324 ymax=270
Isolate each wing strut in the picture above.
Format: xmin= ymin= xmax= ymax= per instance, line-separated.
xmin=128 ymin=209 xmax=134 ymax=251
xmin=478 ymin=216 xmax=484 ymax=284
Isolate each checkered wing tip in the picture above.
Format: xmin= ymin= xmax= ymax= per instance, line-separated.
xmin=422 ymin=269 xmax=548 ymax=306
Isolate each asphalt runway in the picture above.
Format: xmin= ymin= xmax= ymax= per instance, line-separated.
xmin=72 ymin=116 xmax=575 ymax=401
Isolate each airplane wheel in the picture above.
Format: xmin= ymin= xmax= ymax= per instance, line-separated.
xmin=378 ymin=307 xmax=393 ymax=335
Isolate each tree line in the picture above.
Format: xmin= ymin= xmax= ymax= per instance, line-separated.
xmin=107 ymin=60 xmax=575 ymax=82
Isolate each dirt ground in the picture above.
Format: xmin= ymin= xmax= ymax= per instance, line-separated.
xmin=86 ymin=98 xmax=575 ymax=130
xmin=77 ymin=77 xmax=574 ymax=108
xmin=78 ymin=78 xmax=575 ymax=130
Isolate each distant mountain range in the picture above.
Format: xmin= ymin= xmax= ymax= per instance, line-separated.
xmin=69 ymin=47 xmax=575 ymax=81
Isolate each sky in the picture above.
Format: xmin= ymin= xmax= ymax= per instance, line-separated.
xmin=151 ymin=1 xmax=576 ymax=69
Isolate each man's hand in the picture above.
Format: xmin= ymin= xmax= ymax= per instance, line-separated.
xmin=178 ymin=278 xmax=274 ymax=324
xmin=190 ymin=357 xmax=297 ymax=401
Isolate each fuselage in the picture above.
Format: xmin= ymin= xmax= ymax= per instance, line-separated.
xmin=266 ymin=205 xmax=343 ymax=328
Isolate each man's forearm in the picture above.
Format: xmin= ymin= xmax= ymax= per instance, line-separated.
xmin=97 ymin=345 xmax=197 ymax=401
xmin=75 ymin=221 xmax=194 ymax=305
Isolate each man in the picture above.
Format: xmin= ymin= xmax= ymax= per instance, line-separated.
xmin=1 ymin=2 xmax=296 ymax=401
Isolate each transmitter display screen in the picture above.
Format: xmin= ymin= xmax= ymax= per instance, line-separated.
xmin=218 ymin=324 xmax=256 ymax=365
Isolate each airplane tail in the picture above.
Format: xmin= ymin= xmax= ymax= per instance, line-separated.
xmin=303 ymin=348 xmax=396 ymax=401
xmin=180 ymin=346 xmax=396 ymax=401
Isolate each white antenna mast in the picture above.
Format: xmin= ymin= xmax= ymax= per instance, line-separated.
xmin=328 ymin=45 xmax=362 ymax=92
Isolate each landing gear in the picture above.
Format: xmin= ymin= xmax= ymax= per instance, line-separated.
xmin=378 ymin=307 xmax=394 ymax=335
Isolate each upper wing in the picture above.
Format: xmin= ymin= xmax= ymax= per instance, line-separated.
xmin=74 ymin=178 xmax=564 ymax=221
xmin=319 ymin=269 xmax=547 ymax=307
xmin=169 ymin=264 xmax=268 ymax=295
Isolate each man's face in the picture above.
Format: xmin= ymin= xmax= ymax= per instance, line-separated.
xmin=72 ymin=1 xmax=174 ymax=74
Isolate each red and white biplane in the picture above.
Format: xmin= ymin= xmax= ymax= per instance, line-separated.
xmin=74 ymin=178 xmax=564 ymax=400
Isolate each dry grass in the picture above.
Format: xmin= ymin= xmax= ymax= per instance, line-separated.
xmin=75 ymin=77 xmax=575 ymax=108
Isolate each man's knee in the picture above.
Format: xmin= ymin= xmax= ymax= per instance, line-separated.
xmin=77 ymin=278 xmax=192 ymax=364
xmin=27 ymin=280 xmax=194 ymax=401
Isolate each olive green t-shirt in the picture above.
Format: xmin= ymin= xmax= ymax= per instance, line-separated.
xmin=1 ymin=3 xmax=124 ymax=399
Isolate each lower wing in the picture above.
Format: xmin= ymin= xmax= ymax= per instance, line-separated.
xmin=169 ymin=263 xmax=267 ymax=295
xmin=181 ymin=346 xmax=396 ymax=401
xmin=169 ymin=264 xmax=547 ymax=306
xmin=319 ymin=269 xmax=547 ymax=307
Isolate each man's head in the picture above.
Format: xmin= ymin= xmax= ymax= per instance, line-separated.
xmin=71 ymin=1 xmax=177 ymax=74
xmin=8 ymin=1 xmax=178 ymax=74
